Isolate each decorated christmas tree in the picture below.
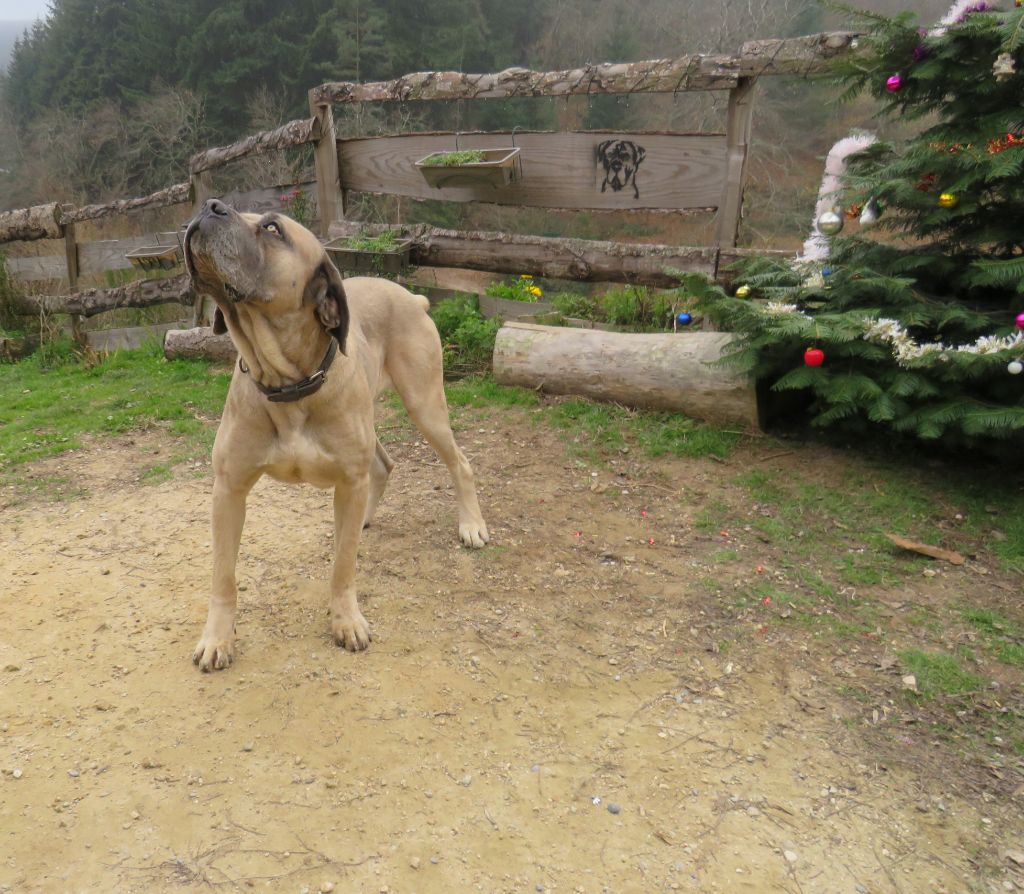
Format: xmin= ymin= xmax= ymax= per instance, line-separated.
xmin=689 ymin=0 xmax=1024 ymax=449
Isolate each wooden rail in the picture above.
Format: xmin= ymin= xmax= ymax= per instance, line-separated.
xmin=18 ymin=273 xmax=194 ymax=318
xmin=311 ymin=32 xmax=857 ymax=105
xmin=327 ymin=221 xmax=788 ymax=287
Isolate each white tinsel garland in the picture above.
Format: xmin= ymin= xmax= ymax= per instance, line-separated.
xmin=752 ymin=301 xmax=1024 ymax=367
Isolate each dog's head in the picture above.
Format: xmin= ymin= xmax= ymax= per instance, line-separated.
xmin=184 ymin=199 xmax=348 ymax=352
xmin=596 ymin=139 xmax=646 ymax=190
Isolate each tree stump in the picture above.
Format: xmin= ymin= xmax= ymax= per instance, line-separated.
xmin=163 ymin=327 xmax=237 ymax=363
xmin=493 ymin=322 xmax=759 ymax=429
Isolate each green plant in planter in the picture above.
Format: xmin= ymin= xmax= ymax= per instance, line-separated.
xmin=485 ymin=275 xmax=543 ymax=302
xmin=601 ymin=285 xmax=674 ymax=330
xmin=550 ymin=291 xmax=603 ymax=322
xmin=421 ymin=149 xmax=487 ymax=167
xmin=342 ymin=231 xmax=403 ymax=253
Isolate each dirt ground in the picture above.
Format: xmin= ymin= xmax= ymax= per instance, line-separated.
xmin=1 ymin=399 xmax=1022 ymax=894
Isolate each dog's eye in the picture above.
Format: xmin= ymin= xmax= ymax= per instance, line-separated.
xmin=263 ymin=221 xmax=281 ymax=235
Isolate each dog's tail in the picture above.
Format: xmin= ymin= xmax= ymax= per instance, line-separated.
xmin=413 ymin=293 xmax=430 ymax=313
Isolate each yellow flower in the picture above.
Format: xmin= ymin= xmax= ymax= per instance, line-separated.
xmin=529 ymin=286 xmax=542 ymax=297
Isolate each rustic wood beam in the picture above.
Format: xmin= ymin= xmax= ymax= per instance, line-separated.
xmin=189 ymin=117 xmax=321 ymax=175
xmin=736 ymin=32 xmax=858 ymax=77
xmin=21 ymin=272 xmax=194 ymax=318
xmin=327 ymin=222 xmax=789 ymax=288
xmin=311 ymin=31 xmax=858 ymax=106
xmin=61 ymin=182 xmax=191 ymax=225
xmin=0 ymin=202 xmax=63 ymax=243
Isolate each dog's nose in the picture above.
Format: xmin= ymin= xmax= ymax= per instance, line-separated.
xmin=204 ymin=198 xmax=230 ymax=217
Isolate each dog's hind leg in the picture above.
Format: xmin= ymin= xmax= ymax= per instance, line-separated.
xmin=398 ymin=388 xmax=489 ymax=548
xmin=362 ymin=438 xmax=394 ymax=528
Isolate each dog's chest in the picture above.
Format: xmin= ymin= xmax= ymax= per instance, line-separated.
xmin=263 ymin=429 xmax=347 ymax=489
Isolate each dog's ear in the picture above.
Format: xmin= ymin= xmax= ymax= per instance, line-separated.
xmin=212 ymin=307 xmax=227 ymax=335
xmin=596 ymin=140 xmax=613 ymax=163
xmin=305 ymin=258 xmax=350 ymax=354
xmin=633 ymin=145 xmax=646 ymax=165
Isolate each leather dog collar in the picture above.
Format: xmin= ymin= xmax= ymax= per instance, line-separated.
xmin=239 ymin=338 xmax=338 ymax=403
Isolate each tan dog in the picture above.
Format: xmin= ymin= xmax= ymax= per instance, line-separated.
xmin=183 ymin=199 xmax=489 ymax=671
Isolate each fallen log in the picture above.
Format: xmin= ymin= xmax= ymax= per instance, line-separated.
xmin=492 ymin=322 xmax=759 ymax=430
xmin=0 ymin=202 xmax=63 ymax=243
xmin=163 ymin=326 xmax=238 ymax=363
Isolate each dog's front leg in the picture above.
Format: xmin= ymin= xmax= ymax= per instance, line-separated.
xmin=193 ymin=475 xmax=254 ymax=671
xmin=330 ymin=477 xmax=372 ymax=651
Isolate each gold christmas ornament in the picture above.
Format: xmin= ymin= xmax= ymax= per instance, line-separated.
xmin=735 ymin=285 xmax=752 ymax=299
xmin=938 ymin=192 xmax=959 ymax=208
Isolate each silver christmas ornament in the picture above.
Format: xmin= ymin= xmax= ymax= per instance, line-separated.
xmin=1009 ymin=360 xmax=1024 ymax=375
xmin=859 ymin=197 xmax=881 ymax=229
xmin=816 ymin=210 xmax=844 ymax=237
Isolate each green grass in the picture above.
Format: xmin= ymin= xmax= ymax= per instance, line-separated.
xmin=444 ymin=376 xmax=540 ymax=409
xmin=542 ymin=399 xmax=739 ymax=460
xmin=0 ymin=340 xmax=230 ymax=492
xmin=898 ymin=649 xmax=987 ymax=699
xmin=960 ymin=607 xmax=1024 ymax=669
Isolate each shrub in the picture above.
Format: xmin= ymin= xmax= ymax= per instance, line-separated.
xmin=430 ymin=295 xmax=500 ymax=376
xmin=485 ymin=275 xmax=543 ymax=302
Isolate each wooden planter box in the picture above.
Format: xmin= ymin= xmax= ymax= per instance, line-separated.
xmin=325 ymin=237 xmax=414 ymax=276
xmin=415 ymin=148 xmax=520 ymax=189
xmin=124 ymin=244 xmax=183 ymax=271
xmin=478 ymin=293 xmax=554 ymax=320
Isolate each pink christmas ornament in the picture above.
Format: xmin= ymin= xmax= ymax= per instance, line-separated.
xmin=1016 ymin=312 xmax=1024 ymax=329
xmin=886 ymin=74 xmax=903 ymax=92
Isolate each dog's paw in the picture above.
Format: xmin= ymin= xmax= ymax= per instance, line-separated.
xmin=459 ymin=519 xmax=490 ymax=549
xmin=332 ymin=610 xmax=372 ymax=652
xmin=192 ymin=635 xmax=235 ymax=672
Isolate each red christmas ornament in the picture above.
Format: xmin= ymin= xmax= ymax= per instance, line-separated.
xmin=804 ymin=347 xmax=825 ymax=367
xmin=885 ymin=74 xmax=903 ymax=93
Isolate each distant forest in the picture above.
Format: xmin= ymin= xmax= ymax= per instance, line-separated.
xmin=0 ymin=0 xmax=952 ymax=222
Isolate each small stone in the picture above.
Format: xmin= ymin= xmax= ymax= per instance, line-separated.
xmin=784 ymin=850 xmax=799 ymax=864
xmin=410 ymin=857 xmax=421 ymax=870
xmin=68 ymin=769 xmax=80 ymax=778
xmin=320 ymin=882 xmax=335 ymax=893
xmin=130 ymin=810 xmax=140 ymax=820
xmin=747 ymin=806 xmax=761 ymax=817
xmin=242 ymin=743 xmax=254 ymax=752
xmin=460 ymin=774 xmax=472 ymax=787
xmin=12 ymin=768 xmax=23 ymax=779
xmin=901 ymin=674 xmax=918 ymax=692
xmin=607 ymin=802 xmax=621 ymax=815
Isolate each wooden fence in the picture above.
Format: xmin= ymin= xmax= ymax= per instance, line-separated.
xmin=0 ymin=31 xmax=855 ymax=354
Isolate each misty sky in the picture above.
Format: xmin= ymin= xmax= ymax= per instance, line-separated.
xmin=0 ymin=0 xmax=48 ymax=22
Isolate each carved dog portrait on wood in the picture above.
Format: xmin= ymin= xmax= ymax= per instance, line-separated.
xmin=597 ymin=139 xmax=646 ymax=199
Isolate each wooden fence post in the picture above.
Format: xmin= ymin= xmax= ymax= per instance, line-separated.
xmin=308 ymin=91 xmax=344 ymax=235
xmin=60 ymin=204 xmax=85 ymax=344
xmin=715 ymin=77 xmax=756 ymax=249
